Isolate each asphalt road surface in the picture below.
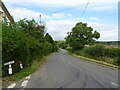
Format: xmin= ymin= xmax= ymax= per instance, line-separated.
xmin=14 ymin=49 xmax=118 ymax=88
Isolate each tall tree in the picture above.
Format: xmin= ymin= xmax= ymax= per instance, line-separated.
xmin=45 ymin=33 xmax=58 ymax=52
xmin=45 ymin=33 xmax=54 ymax=44
xmin=66 ymin=22 xmax=100 ymax=51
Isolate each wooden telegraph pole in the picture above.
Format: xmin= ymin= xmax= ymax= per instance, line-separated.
xmin=40 ymin=14 xmax=41 ymax=24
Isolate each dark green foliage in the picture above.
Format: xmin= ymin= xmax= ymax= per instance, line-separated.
xmin=106 ymin=48 xmax=118 ymax=58
xmin=71 ymin=44 xmax=120 ymax=65
xmin=43 ymin=42 xmax=53 ymax=55
xmin=83 ymin=44 xmax=106 ymax=58
xmin=106 ymin=48 xmax=120 ymax=65
xmin=117 ymin=50 xmax=120 ymax=65
xmin=66 ymin=22 xmax=100 ymax=51
xmin=2 ymin=19 xmax=58 ymax=77
xmin=45 ymin=33 xmax=58 ymax=52
xmin=58 ymin=42 xmax=68 ymax=49
xmin=53 ymin=42 xmax=59 ymax=52
xmin=45 ymin=33 xmax=54 ymax=44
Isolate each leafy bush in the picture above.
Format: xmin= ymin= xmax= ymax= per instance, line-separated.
xmin=83 ymin=44 xmax=106 ymax=58
xmin=72 ymin=44 xmax=120 ymax=65
xmin=106 ymin=48 xmax=118 ymax=58
xmin=106 ymin=48 xmax=120 ymax=65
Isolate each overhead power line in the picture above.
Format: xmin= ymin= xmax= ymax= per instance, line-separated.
xmin=50 ymin=0 xmax=91 ymax=21
xmin=80 ymin=0 xmax=91 ymax=20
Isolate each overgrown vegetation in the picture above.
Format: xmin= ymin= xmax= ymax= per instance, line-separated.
xmin=65 ymin=22 xmax=120 ymax=66
xmin=69 ymin=44 xmax=120 ymax=65
xmin=2 ymin=19 xmax=58 ymax=77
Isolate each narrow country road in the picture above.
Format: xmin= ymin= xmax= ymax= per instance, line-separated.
xmin=14 ymin=49 xmax=118 ymax=88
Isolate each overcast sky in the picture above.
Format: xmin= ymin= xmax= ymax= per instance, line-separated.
xmin=3 ymin=0 xmax=119 ymax=41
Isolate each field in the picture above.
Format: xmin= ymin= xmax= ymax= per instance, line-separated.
xmin=105 ymin=45 xmax=120 ymax=48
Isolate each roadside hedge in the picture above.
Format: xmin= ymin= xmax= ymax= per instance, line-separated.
xmin=73 ymin=44 xmax=120 ymax=65
xmin=2 ymin=19 xmax=58 ymax=77
xmin=106 ymin=48 xmax=118 ymax=58
xmin=83 ymin=44 xmax=106 ymax=58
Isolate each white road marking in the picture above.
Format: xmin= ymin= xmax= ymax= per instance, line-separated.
xmin=21 ymin=80 xmax=29 ymax=87
xmin=8 ymin=83 xmax=16 ymax=88
xmin=25 ymin=75 xmax=31 ymax=80
xmin=21 ymin=75 xmax=31 ymax=87
xmin=111 ymin=82 xmax=118 ymax=87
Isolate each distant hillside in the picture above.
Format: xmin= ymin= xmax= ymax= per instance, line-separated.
xmin=97 ymin=41 xmax=119 ymax=45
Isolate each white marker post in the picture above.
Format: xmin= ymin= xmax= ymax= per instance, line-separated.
xmin=8 ymin=64 xmax=12 ymax=75
xmin=4 ymin=61 xmax=15 ymax=75
xmin=20 ymin=61 xmax=23 ymax=69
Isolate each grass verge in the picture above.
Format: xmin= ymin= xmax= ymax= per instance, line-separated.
xmin=5 ymin=52 xmax=56 ymax=82
xmin=68 ymin=52 xmax=119 ymax=70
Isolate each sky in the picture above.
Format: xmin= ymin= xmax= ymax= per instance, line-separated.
xmin=3 ymin=0 xmax=119 ymax=41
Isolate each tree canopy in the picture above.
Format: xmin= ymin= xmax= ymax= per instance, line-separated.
xmin=65 ymin=22 xmax=100 ymax=51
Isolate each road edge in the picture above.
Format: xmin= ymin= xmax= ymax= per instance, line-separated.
xmin=68 ymin=52 xmax=119 ymax=70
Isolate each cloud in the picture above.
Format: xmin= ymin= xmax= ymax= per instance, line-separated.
xmin=7 ymin=7 xmax=72 ymax=21
xmin=88 ymin=2 xmax=117 ymax=11
xmin=46 ymin=19 xmax=77 ymax=40
xmin=2 ymin=0 xmax=118 ymax=41
xmin=75 ymin=18 xmax=84 ymax=21
xmin=89 ymin=17 xmax=99 ymax=21
xmin=99 ymin=30 xmax=118 ymax=41
xmin=51 ymin=13 xmax=73 ymax=19
xmin=4 ymin=0 xmax=118 ymax=5
xmin=4 ymin=0 xmax=119 ymax=11
xmin=8 ymin=8 xmax=50 ymax=21
xmin=46 ymin=19 xmax=118 ymax=41
xmin=86 ymin=22 xmax=118 ymax=41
